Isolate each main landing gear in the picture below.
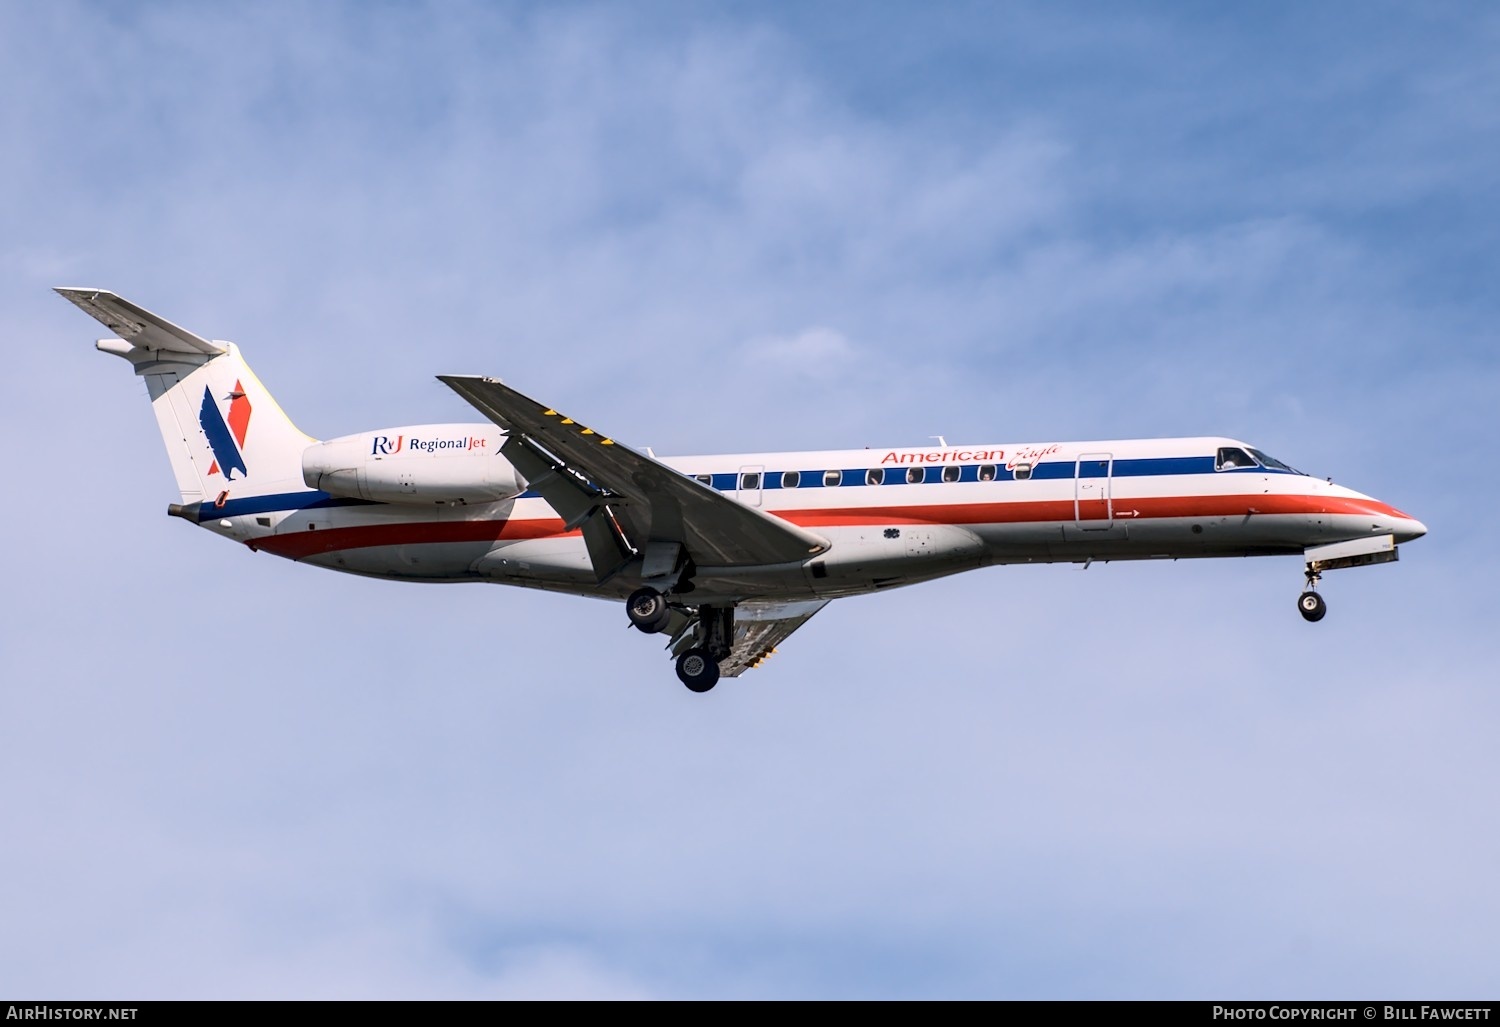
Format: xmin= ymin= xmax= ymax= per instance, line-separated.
xmin=676 ymin=605 xmax=732 ymax=693
xmin=626 ymin=588 xmax=732 ymax=693
xmin=676 ymin=648 xmax=720 ymax=692
xmin=626 ymin=587 xmax=672 ymax=634
xmin=1298 ymin=569 xmax=1327 ymax=623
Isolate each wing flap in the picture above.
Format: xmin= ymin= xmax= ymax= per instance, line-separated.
xmin=54 ymin=288 xmax=225 ymax=356
xmin=500 ymin=431 xmax=611 ymax=530
xmin=439 ymin=375 xmax=830 ymax=569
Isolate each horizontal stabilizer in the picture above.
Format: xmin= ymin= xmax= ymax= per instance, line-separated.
xmin=54 ymin=288 xmax=225 ymax=356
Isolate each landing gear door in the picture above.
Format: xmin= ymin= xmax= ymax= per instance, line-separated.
xmin=736 ymin=464 xmax=764 ymax=507
xmin=1075 ymin=453 xmax=1113 ymax=529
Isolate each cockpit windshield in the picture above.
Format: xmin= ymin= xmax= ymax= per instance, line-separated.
xmin=1216 ymin=447 xmax=1257 ymax=471
xmin=1248 ymin=448 xmax=1303 ymax=474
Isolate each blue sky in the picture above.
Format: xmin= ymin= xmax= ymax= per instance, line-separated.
xmin=2 ymin=1 xmax=1496 ymax=999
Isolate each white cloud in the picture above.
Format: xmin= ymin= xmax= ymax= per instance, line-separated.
xmin=740 ymin=327 xmax=856 ymax=377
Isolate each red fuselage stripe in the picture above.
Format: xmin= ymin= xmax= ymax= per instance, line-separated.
xmin=777 ymin=493 xmax=1409 ymax=528
xmin=254 ymin=516 xmax=576 ymax=559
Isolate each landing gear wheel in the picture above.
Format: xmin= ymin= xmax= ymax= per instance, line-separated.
xmin=627 ymin=588 xmax=671 ymax=634
xmin=676 ymin=648 xmax=721 ymax=693
xmin=1298 ymin=591 xmax=1327 ymax=622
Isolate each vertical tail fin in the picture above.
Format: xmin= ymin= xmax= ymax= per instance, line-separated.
xmin=57 ymin=288 xmax=315 ymax=504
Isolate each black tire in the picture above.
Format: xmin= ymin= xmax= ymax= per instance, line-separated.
xmin=627 ymin=588 xmax=670 ymax=633
xmin=1298 ymin=591 xmax=1327 ymax=622
xmin=676 ymin=648 xmax=721 ymax=692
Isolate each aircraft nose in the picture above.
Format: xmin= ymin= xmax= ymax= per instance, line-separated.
xmin=1396 ymin=517 xmax=1427 ymax=543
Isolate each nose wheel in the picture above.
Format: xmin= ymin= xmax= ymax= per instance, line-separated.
xmin=1298 ymin=590 xmax=1327 ymax=622
xmin=1298 ymin=568 xmax=1327 ymax=622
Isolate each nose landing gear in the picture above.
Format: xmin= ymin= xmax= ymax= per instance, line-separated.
xmin=1297 ymin=534 xmax=1407 ymax=623
xmin=1298 ymin=569 xmax=1326 ymax=622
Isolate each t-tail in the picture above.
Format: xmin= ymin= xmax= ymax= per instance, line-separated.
xmin=56 ymin=288 xmax=314 ymax=511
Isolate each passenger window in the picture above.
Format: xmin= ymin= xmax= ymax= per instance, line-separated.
xmin=740 ymin=472 xmax=760 ymax=490
xmin=1216 ymin=447 xmax=1257 ymax=471
xmin=866 ymin=468 xmax=884 ymax=486
xmin=978 ymin=464 xmax=997 ymax=482
xmin=782 ymin=470 xmax=799 ymax=489
xmin=694 ymin=474 xmax=712 ymax=486
xmin=1013 ymin=463 xmax=1032 ymax=480
xmin=907 ymin=466 xmax=925 ymax=485
xmin=942 ymin=465 xmax=961 ymax=483
xmin=824 ymin=469 xmax=841 ymax=487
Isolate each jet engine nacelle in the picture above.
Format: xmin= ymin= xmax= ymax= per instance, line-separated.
xmin=302 ymin=424 xmax=524 ymax=505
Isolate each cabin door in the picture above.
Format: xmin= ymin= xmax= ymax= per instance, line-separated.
xmin=736 ymin=465 xmax=764 ymax=507
xmin=1074 ymin=453 xmax=1113 ymax=529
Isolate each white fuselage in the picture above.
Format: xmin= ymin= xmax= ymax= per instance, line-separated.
xmin=188 ymin=433 xmax=1425 ymax=605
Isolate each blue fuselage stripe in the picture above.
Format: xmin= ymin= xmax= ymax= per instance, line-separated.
xmin=697 ymin=455 xmax=1288 ymax=491
xmin=196 ymin=491 xmax=376 ymax=520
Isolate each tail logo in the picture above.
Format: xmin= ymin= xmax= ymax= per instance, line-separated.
xmin=199 ymin=381 xmax=253 ymax=480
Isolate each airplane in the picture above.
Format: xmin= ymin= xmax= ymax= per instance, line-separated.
xmin=59 ymin=288 xmax=1428 ymax=692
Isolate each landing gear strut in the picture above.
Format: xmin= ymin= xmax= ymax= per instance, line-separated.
xmin=1298 ymin=569 xmax=1327 ymax=622
xmin=674 ymin=604 xmax=734 ymax=693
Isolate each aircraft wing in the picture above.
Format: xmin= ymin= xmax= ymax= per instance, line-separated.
xmin=439 ymin=375 xmax=830 ymax=574
xmin=673 ymin=598 xmax=830 ymax=678
xmin=54 ymin=288 xmax=225 ymax=356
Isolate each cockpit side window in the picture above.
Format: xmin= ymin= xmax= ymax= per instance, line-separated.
xmin=1216 ymin=447 xmax=1258 ymax=471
